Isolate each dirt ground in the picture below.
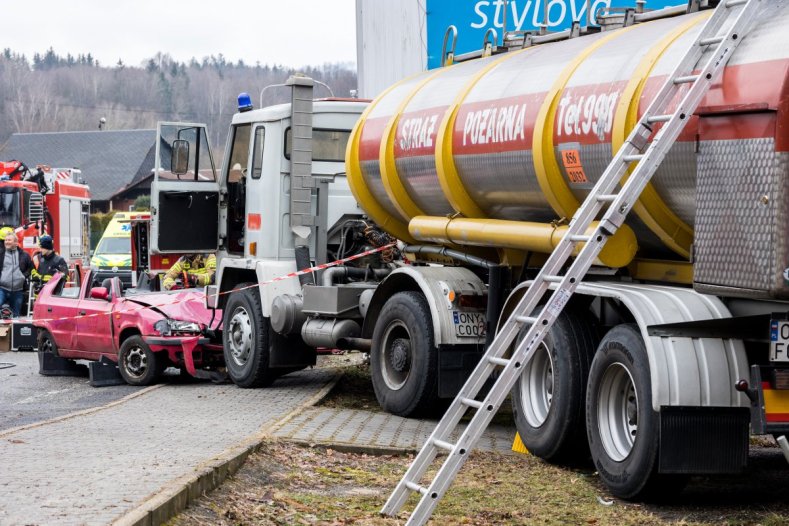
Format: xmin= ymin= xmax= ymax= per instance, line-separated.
xmin=170 ymin=355 xmax=789 ymax=526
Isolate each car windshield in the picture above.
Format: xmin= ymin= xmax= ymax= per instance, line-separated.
xmin=96 ymin=237 xmax=130 ymax=255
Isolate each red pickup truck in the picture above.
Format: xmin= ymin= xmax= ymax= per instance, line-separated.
xmin=33 ymin=270 xmax=224 ymax=385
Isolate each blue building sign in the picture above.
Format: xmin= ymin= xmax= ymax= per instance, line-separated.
xmin=426 ymin=0 xmax=683 ymax=69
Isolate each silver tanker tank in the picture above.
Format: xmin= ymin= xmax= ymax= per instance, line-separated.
xmin=347 ymin=3 xmax=789 ymax=297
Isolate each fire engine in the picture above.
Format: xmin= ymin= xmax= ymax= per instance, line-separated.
xmin=0 ymin=161 xmax=91 ymax=272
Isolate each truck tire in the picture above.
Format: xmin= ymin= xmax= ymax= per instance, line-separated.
xmin=511 ymin=307 xmax=596 ymax=462
xmin=586 ymin=324 xmax=686 ymax=499
xmin=37 ymin=329 xmax=59 ymax=357
xmin=118 ymin=335 xmax=161 ymax=386
xmin=371 ymin=291 xmax=439 ymax=417
xmin=222 ymin=283 xmax=278 ymax=388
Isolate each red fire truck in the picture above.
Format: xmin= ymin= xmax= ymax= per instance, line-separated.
xmin=0 ymin=160 xmax=91 ymax=272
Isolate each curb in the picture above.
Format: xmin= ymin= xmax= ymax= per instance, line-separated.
xmin=113 ymin=370 xmax=343 ymax=526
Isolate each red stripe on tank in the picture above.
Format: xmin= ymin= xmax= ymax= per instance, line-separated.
xmin=452 ymin=93 xmax=542 ymax=155
xmin=358 ymin=117 xmax=389 ymax=161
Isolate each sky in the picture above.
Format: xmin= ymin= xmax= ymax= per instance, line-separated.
xmin=1 ymin=0 xmax=357 ymax=68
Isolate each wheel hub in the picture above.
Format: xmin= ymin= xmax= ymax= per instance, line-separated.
xmin=389 ymin=338 xmax=410 ymax=372
xmin=227 ymin=307 xmax=252 ymax=366
xmin=597 ymin=362 xmax=639 ymax=462
xmin=125 ymin=347 xmax=147 ymax=377
xmin=520 ymin=342 xmax=554 ymax=428
xmin=380 ymin=321 xmax=412 ymax=391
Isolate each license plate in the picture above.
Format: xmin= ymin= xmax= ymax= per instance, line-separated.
xmin=452 ymin=311 xmax=486 ymax=338
xmin=769 ymin=320 xmax=789 ymax=362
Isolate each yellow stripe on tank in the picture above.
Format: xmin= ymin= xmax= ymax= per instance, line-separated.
xmin=611 ymin=14 xmax=708 ymax=259
xmin=435 ymin=49 xmax=531 ymax=219
xmin=346 ymin=76 xmax=420 ymax=243
xmin=533 ymin=25 xmax=639 ymax=219
xmin=379 ymin=69 xmax=449 ymax=221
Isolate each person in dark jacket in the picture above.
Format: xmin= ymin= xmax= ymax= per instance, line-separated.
xmin=31 ymin=235 xmax=68 ymax=283
xmin=0 ymin=232 xmax=33 ymax=316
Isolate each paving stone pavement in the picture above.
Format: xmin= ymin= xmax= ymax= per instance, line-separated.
xmin=273 ymin=407 xmax=517 ymax=454
xmin=0 ymin=368 xmax=338 ymax=526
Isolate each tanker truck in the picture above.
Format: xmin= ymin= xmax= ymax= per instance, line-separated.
xmin=149 ymin=0 xmax=789 ymax=499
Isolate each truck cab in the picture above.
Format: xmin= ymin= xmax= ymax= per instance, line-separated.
xmin=150 ymin=78 xmax=368 ymax=386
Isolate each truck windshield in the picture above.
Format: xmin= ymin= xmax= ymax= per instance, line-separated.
xmin=0 ymin=189 xmax=20 ymax=228
xmin=284 ymin=128 xmax=351 ymax=162
xmin=96 ymin=237 xmax=131 ymax=255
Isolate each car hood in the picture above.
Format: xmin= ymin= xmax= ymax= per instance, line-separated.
xmin=124 ymin=289 xmax=218 ymax=325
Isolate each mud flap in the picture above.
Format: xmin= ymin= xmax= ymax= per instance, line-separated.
xmin=659 ymin=406 xmax=750 ymax=474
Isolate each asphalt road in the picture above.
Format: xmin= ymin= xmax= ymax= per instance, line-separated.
xmin=0 ymin=351 xmax=144 ymax=432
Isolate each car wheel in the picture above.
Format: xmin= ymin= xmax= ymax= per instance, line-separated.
xmin=586 ymin=324 xmax=687 ymax=499
xmin=511 ymin=307 xmax=596 ymax=462
xmin=371 ymin=291 xmax=439 ymax=417
xmin=37 ymin=329 xmax=59 ymax=357
xmin=222 ymin=283 xmax=277 ymax=388
xmin=118 ymin=335 xmax=161 ymax=386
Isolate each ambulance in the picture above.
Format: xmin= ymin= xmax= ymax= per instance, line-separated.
xmin=90 ymin=212 xmax=133 ymax=285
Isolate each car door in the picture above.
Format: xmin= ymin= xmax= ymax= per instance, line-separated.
xmin=36 ymin=273 xmax=82 ymax=353
xmin=150 ymin=122 xmax=220 ymax=254
xmin=73 ymin=277 xmax=117 ymax=356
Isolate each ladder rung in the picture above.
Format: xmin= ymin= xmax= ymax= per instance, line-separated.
xmin=461 ymin=397 xmax=483 ymax=409
xmin=673 ymin=75 xmax=699 ymax=84
xmin=433 ymin=438 xmax=455 ymax=452
xmin=488 ymin=356 xmax=510 ymax=367
xmin=597 ymin=194 xmax=618 ymax=202
xmin=568 ymin=235 xmax=591 ymax=242
xmin=405 ymin=481 xmax=429 ymax=496
xmin=622 ymin=154 xmax=644 ymax=163
xmin=699 ymin=36 xmax=724 ymax=46
xmin=726 ymin=0 xmax=747 ymax=6
xmin=515 ymin=315 xmax=538 ymax=325
xmin=647 ymin=114 xmax=672 ymax=124
xmin=543 ymin=275 xmax=563 ymax=283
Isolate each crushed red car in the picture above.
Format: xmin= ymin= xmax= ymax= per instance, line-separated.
xmin=33 ymin=269 xmax=224 ymax=385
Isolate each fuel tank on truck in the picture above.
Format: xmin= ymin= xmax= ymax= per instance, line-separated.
xmin=346 ymin=3 xmax=789 ymax=298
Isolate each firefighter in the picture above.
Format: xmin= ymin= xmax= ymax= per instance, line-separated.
xmin=31 ymin=235 xmax=68 ymax=283
xmin=162 ymin=253 xmax=216 ymax=291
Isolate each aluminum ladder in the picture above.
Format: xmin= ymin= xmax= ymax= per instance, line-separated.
xmin=382 ymin=1 xmax=762 ymax=524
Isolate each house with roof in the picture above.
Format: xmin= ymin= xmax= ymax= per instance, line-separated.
xmin=0 ymin=129 xmax=157 ymax=212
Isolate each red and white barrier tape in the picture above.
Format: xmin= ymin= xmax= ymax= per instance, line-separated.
xmin=37 ymin=243 xmax=396 ymax=324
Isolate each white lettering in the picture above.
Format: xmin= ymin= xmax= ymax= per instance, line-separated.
xmin=511 ymin=1 xmax=532 ymax=31
xmin=493 ymin=0 xmax=505 ymax=27
xmin=398 ymin=115 xmax=439 ymax=152
xmin=556 ymin=91 xmax=621 ymax=141
xmin=462 ymin=103 xmax=528 ymax=146
xmin=471 ymin=1 xmax=491 ymax=29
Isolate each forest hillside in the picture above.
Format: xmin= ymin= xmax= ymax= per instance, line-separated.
xmin=0 ymin=48 xmax=357 ymax=156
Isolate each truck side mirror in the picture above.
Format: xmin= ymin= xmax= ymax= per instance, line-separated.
xmin=90 ymin=287 xmax=110 ymax=301
xmin=171 ymin=140 xmax=190 ymax=175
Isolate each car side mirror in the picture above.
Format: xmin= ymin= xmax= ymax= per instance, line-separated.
xmin=90 ymin=287 xmax=110 ymax=301
xmin=171 ymin=140 xmax=190 ymax=175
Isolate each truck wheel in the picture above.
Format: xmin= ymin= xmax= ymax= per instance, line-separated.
xmin=223 ymin=283 xmax=277 ymax=388
xmin=586 ymin=324 xmax=686 ymax=499
xmin=37 ymin=329 xmax=59 ymax=357
xmin=371 ymin=291 xmax=439 ymax=417
xmin=511 ymin=307 xmax=596 ymax=462
xmin=118 ymin=336 xmax=161 ymax=386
